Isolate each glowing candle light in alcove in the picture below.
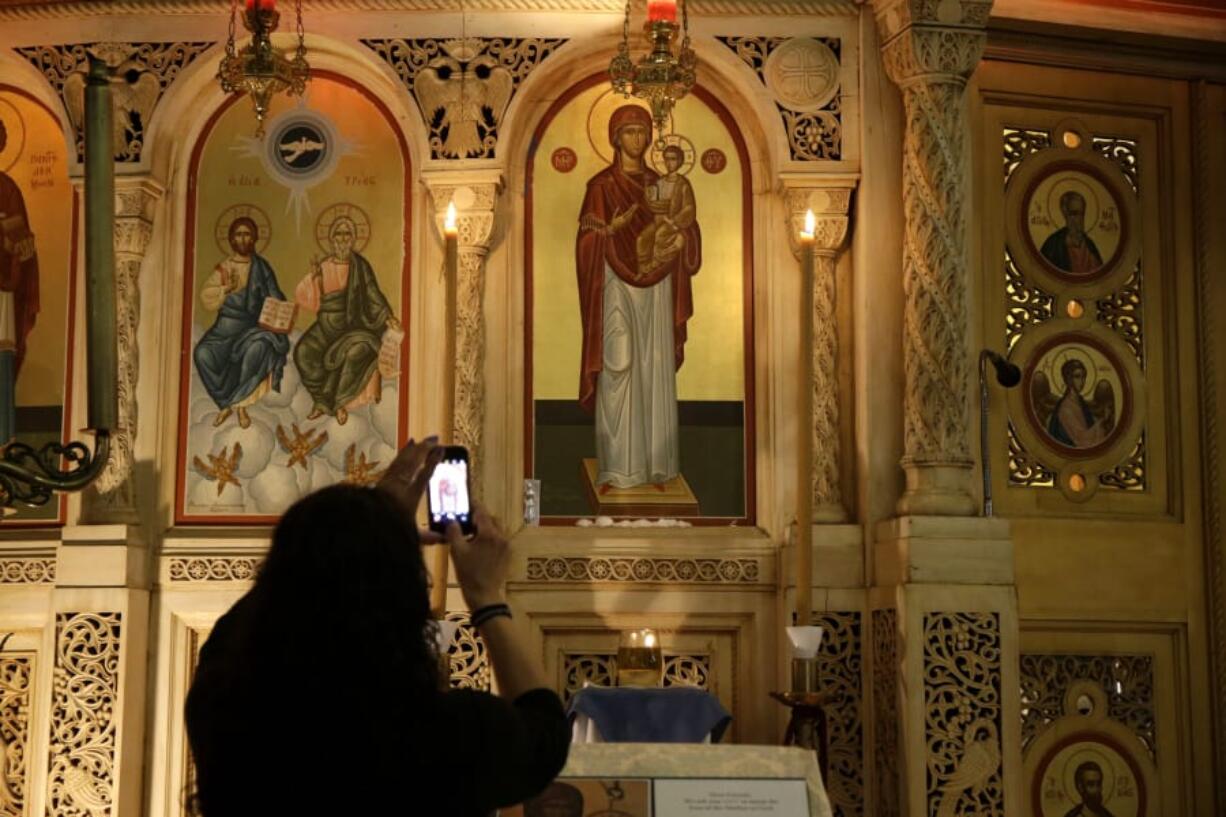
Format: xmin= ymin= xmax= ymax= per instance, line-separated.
xmin=646 ymin=0 xmax=677 ymax=23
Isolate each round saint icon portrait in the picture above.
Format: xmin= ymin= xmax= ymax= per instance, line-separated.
xmin=1025 ymin=164 xmax=1122 ymax=279
xmin=1032 ymin=733 xmax=1145 ymax=817
xmin=0 ymin=96 xmax=26 ymax=173
xmin=1004 ymin=145 xmax=1140 ymax=299
xmin=1024 ymin=333 xmax=1130 ymax=459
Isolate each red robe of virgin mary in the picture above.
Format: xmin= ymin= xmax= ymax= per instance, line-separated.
xmin=0 ymin=172 xmax=39 ymax=376
xmin=575 ymin=114 xmax=702 ymax=414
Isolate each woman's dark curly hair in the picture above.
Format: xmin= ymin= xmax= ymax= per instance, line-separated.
xmin=185 ymin=484 xmax=440 ymax=815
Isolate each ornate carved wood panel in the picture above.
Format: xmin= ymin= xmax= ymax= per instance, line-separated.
xmin=47 ymin=612 xmax=122 ymax=817
xmin=526 ymin=556 xmax=761 ymax=584
xmin=0 ymin=558 xmax=55 ymax=584
xmin=871 ymin=610 xmax=899 ymax=817
xmin=444 ymin=611 xmax=491 ymax=692
xmin=812 ymin=611 xmax=863 ymax=817
xmin=0 ymin=654 xmax=33 ymax=817
xmin=560 ymin=651 xmax=714 ymax=704
xmin=1019 ymin=653 xmax=1155 ymax=761
xmin=922 ymin=612 xmax=1004 ymax=817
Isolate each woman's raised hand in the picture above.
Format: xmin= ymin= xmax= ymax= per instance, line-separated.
xmin=446 ymin=503 xmax=509 ymax=610
xmin=376 ymin=436 xmax=445 ymax=541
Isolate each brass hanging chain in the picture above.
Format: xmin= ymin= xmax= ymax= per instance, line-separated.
xmin=295 ymin=0 xmax=307 ymax=60
xmin=622 ymin=0 xmax=630 ymax=46
xmin=224 ymin=0 xmax=238 ymax=60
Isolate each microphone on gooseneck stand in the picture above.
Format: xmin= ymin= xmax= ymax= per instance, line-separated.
xmin=979 ymin=349 xmax=1022 ymax=516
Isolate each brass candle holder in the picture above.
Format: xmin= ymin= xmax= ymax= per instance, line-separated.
xmin=616 ymin=628 xmax=662 ymax=687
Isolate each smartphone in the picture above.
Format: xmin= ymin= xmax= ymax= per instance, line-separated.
xmin=427 ymin=446 xmax=474 ymax=536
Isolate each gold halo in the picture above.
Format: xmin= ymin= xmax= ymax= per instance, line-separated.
xmin=314 ymin=202 xmax=371 ymax=255
xmin=1061 ymin=745 xmax=1117 ymax=805
xmin=586 ymin=88 xmax=654 ymax=166
xmin=648 ymin=134 xmax=696 ymax=177
xmin=0 ymin=96 xmax=27 ymax=174
xmin=213 ymin=204 xmax=272 ymax=257
xmin=1047 ymin=175 xmax=1100 ymax=235
xmin=1047 ymin=346 xmax=1098 ymax=398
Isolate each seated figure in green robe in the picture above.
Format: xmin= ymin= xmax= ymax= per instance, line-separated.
xmin=293 ymin=217 xmax=399 ymax=426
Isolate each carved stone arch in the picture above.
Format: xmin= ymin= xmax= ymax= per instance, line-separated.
xmin=0 ymin=49 xmax=74 ymax=162
xmin=499 ymin=32 xmax=778 ymax=186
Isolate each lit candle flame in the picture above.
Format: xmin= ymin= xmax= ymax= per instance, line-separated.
xmin=801 ymin=209 xmax=816 ymax=240
xmin=643 ymin=630 xmax=657 ymax=648
xmin=444 ymin=201 xmax=458 ymax=235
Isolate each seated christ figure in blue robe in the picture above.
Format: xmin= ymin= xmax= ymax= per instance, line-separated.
xmin=193 ymin=217 xmax=291 ymax=429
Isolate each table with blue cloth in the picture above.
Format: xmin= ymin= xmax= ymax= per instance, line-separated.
xmin=566 ymin=686 xmax=732 ymax=744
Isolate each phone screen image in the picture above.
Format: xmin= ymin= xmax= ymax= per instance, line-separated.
xmin=428 ymin=456 xmax=471 ymax=532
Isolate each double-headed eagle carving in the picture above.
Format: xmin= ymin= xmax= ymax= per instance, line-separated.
xmin=61 ymin=44 xmax=160 ymax=159
xmin=414 ymin=39 xmax=513 ymax=159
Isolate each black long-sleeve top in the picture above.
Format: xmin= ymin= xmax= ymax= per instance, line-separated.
xmin=185 ymin=594 xmax=570 ymax=817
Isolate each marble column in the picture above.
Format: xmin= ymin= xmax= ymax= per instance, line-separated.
xmin=85 ymin=178 xmax=162 ymax=519
xmin=875 ymin=0 xmax=994 ymax=516
xmin=783 ymin=180 xmax=855 ymax=522
xmin=426 ymin=174 xmax=502 ymax=492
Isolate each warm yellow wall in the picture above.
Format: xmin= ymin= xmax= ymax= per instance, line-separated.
xmin=2 ymin=88 xmax=71 ymax=408
xmin=192 ymin=78 xmax=406 ymax=332
xmin=531 ymin=84 xmax=745 ymax=402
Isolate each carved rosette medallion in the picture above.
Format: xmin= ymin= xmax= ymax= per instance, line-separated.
xmin=923 ymin=611 xmax=1004 ymax=816
xmin=47 ymin=612 xmax=122 ymax=817
xmin=16 ymin=42 xmax=212 ymax=163
xmin=525 ymin=556 xmax=761 ymax=584
xmin=361 ymin=38 xmax=564 ymax=160
xmin=718 ymin=36 xmax=843 ymax=161
xmin=167 ymin=557 xmax=262 ymax=582
xmin=0 ymin=558 xmax=56 ymax=584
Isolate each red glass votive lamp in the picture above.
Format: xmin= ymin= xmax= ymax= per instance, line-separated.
xmin=646 ymin=0 xmax=677 ymax=24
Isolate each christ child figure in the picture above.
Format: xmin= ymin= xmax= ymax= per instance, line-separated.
xmin=636 ymin=145 xmax=696 ymax=277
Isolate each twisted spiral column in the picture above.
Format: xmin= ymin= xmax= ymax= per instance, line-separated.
xmin=876 ymin=0 xmax=992 ymax=515
xmin=428 ymin=177 xmax=501 ymax=493
xmin=89 ymin=178 xmax=161 ymax=516
xmin=784 ymin=183 xmax=854 ymax=521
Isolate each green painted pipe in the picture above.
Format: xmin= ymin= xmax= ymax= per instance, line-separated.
xmin=84 ymin=56 xmax=117 ymax=432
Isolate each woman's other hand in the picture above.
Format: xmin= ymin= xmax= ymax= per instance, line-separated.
xmin=447 ymin=503 xmax=509 ymax=610
xmin=376 ymin=436 xmax=444 ymax=540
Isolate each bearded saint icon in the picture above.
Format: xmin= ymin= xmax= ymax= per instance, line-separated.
xmin=413 ymin=39 xmax=513 ymax=159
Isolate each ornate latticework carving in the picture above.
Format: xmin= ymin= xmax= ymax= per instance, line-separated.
xmin=563 ymin=654 xmax=616 ymax=704
xmin=168 ymin=557 xmax=262 ymax=582
xmin=1006 ymin=420 xmax=1055 ymax=488
xmin=716 ymin=36 xmax=843 ymax=161
xmin=1019 ymin=653 xmax=1156 ymax=760
xmin=811 ymin=612 xmax=862 ymax=817
xmin=0 ymin=558 xmax=56 ymax=584
xmin=0 ymin=655 xmax=33 ymax=817
xmin=16 ymin=42 xmax=212 ymax=163
xmin=444 ymin=612 xmax=491 ymax=691
xmin=1095 ymin=265 xmax=1144 ymax=367
xmin=1004 ymin=249 xmax=1055 ymax=353
xmin=362 ymin=38 xmax=563 ymax=160
xmin=1002 ymin=127 xmax=1051 ymax=181
xmin=1099 ymin=431 xmax=1146 ymax=491
xmin=526 ymin=556 xmax=761 ymax=584
xmin=923 ymin=612 xmax=1003 ymax=817
xmin=871 ymin=609 xmax=899 ymax=817
xmin=1092 ymin=135 xmax=1139 ymax=193
xmin=880 ymin=22 xmax=988 ymax=495
xmin=662 ymin=654 xmax=711 ymax=689
xmin=48 ymin=612 xmax=122 ymax=817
